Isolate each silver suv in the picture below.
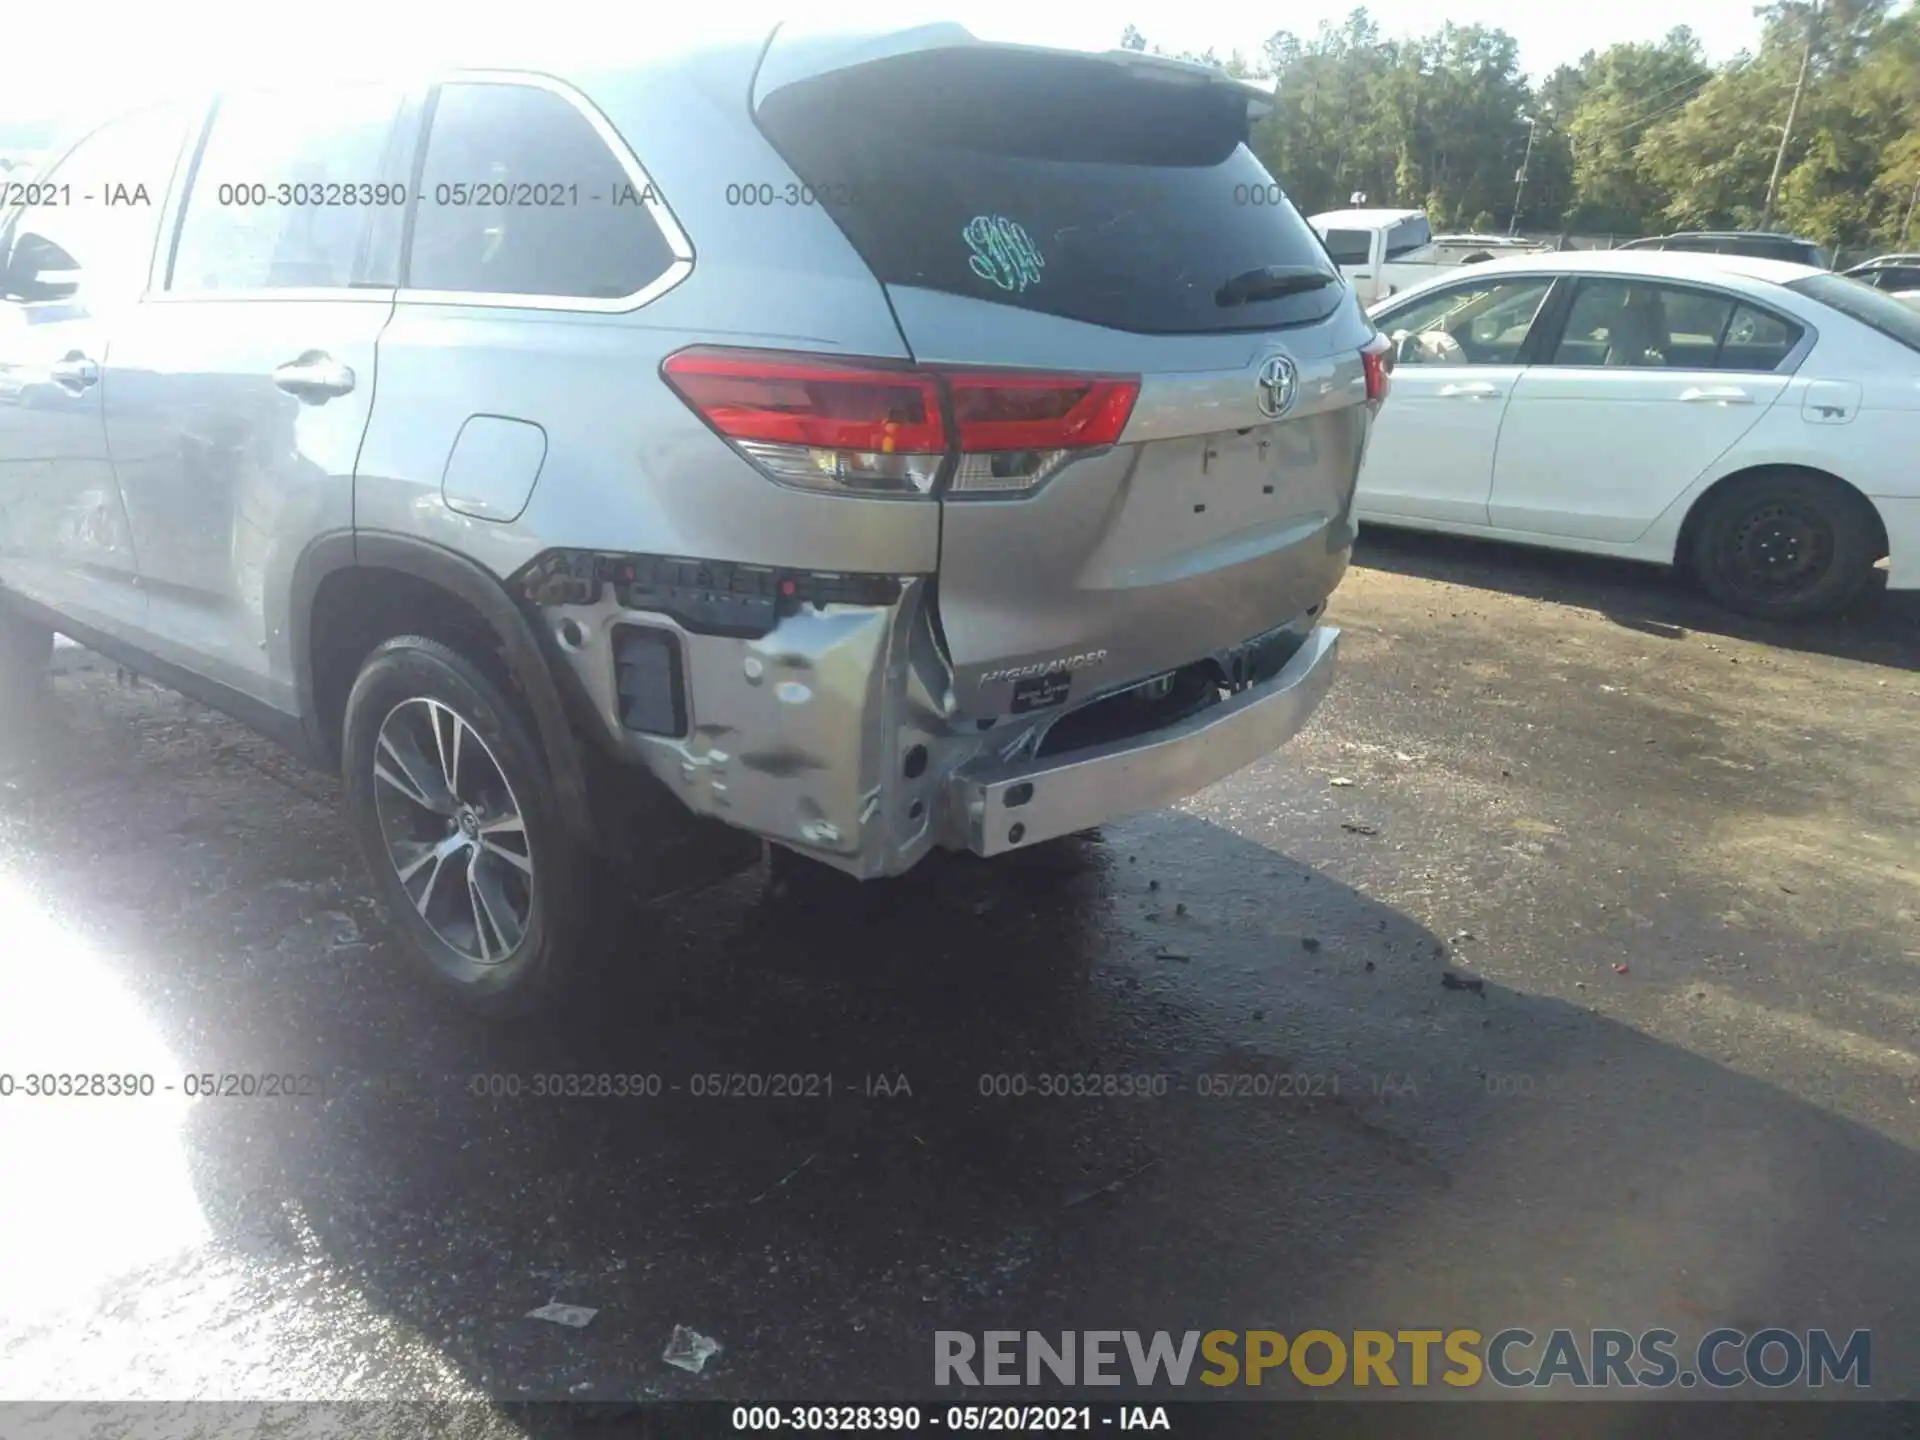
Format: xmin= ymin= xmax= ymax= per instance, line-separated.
xmin=0 ymin=25 xmax=1386 ymax=1013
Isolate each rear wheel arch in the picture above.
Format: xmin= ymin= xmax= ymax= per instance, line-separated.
xmin=1675 ymin=464 xmax=1889 ymax=569
xmin=291 ymin=532 xmax=599 ymax=851
xmin=1677 ymin=464 xmax=1888 ymax=619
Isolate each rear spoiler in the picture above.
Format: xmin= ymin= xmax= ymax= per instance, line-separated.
xmin=753 ymin=21 xmax=1274 ymax=124
xmin=1094 ymin=48 xmax=1275 ymax=121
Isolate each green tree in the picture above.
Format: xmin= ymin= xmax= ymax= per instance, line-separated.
xmin=1113 ymin=25 xmax=1264 ymax=78
xmin=1563 ymin=29 xmax=1714 ymax=233
xmin=1523 ymin=62 xmax=1592 ymax=231
xmin=1120 ymin=5 xmax=1920 ymax=250
xmin=1640 ymin=0 xmax=1912 ymax=248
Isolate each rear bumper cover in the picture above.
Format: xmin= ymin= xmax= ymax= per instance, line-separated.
xmin=947 ymin=627 xmax=1340 ymax=857
xmin=531 ymin=559 xmax=1339 ymax=877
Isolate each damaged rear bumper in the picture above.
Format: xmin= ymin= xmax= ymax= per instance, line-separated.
xmin=520 ymin=551 xmax=1340 ymax=879
xmin=946 ymin=627 xmax=1340 ymax=857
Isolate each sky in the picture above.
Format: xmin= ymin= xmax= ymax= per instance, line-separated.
xmin=0 ymin=0 xmax=1769 ymax=128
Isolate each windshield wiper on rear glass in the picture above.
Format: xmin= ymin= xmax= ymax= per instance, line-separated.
xmin=1215 ymin=265 xmax=1338 ymax=308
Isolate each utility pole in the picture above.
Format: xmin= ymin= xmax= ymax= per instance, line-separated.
xmin=1509 ymin=115 xmax=1538 ymax=235
xmin=1904 ymin=172 xmax=1920 ymax=247
xmin=1761 ymin=0 xmax=1819 ymax=231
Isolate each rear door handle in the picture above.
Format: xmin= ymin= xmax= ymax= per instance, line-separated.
xmin=49 ymin=352 xmax=99 ymax=393
xmin=1438 ymin=381 xmax=1502 ymax=399
xmin=1678 ymin=386 xmax=1752 ymax=404
xmin=273 ymin=351 xmax=356 ymax=402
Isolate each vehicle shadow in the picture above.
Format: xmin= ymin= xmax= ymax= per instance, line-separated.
xmin=2 ymin=665 xmax=1918 ymax=1412
xmin=1354 ymin=524 xmax=1920 ymax=673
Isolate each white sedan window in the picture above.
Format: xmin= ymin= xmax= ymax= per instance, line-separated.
xmin=1550 ymin=280 xmax=1802 ymax=372
xmin=1381 ymin=278 xmax=1553 ymax=366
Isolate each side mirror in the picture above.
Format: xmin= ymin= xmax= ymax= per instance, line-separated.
xmin=0 ymin=238 xmax=80 ymax=304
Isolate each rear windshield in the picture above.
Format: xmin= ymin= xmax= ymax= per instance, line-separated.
xmin=755 ymin=50 xmax=1342 ymax=334
xmin=1321 ymin=229 xmax=1372 ymax=266
xmin=1788 ymin=273 xmax=1920 ymax=354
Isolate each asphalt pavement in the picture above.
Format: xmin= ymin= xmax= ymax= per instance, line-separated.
xmin=1 ymin=533 xmax=1916 ymax=1418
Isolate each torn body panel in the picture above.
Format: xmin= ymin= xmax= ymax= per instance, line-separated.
xmin=523 ymin=551 xmax=1339 ymax=879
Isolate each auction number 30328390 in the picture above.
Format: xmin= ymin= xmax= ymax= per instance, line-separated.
xmin=729 ymin=1406 xmax=1173 ymax=1431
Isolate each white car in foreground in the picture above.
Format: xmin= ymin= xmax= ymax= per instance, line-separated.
xmin=1358 ymin=250 xmax=1920 ymax=618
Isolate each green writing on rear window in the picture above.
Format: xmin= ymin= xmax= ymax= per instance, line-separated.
xmin=964 ymin=215 xmax=1044 ymax=293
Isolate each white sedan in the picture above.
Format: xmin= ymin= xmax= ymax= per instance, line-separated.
xmin=1357 ymin=249 xmax=1920 ymax=619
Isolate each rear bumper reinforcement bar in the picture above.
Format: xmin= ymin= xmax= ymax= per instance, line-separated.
xmin=948 ymin=625 xmax=1341 ymax=857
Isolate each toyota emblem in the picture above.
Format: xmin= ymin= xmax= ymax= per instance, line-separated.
xmin=1256 ymin=355 xmax=1298 ymax=419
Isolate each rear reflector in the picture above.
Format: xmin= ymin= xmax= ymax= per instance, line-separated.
xmin=663 ymin=347 xmax=1140 ymax=497
xmin=1360 ymin=332 xmax=1393 ymax=406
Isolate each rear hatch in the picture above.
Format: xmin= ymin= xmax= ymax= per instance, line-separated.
xmin=752 ymin=32 xmax=1380 ymax=718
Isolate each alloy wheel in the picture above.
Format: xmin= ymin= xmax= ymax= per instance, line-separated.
xmin=371 ymin=697 xmax=534 ymax=966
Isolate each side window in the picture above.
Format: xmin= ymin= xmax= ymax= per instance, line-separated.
xmin=168 ymin=84 xmax=404 ymax=293
xmin=1878 ymin=266 xmax=1920 ymax=291
xmin=406 ymin=82 xmax=676 ymax=301
xmin=1716 ymin=303 xmax=1804 ymax=371
xmin=0 ymin=105 xmax=190 ymax=306
xmin=1550 ymin=280 xmax=1736 ymax=369
xmin=1379 ymin=277 xmax=1554 ymax=366
xmin=1383 ymin=216 xmax=1431 ymax=260
xmin=1320 ymin=230 xmax=1372 ymax=267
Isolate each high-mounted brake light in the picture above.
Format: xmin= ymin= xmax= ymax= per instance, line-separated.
xmin=662 ymin=348 xmax=1140 ymax=498
xmin=1360 ymin=331 xmax=1393 ymax=407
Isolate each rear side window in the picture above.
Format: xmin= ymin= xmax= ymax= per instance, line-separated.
xmin=1790 ymin=272 xmax=1920 ymax=354
xmin=1548 ymin=279 xmax=1800 ymax=371
xmin=405 ymin=82 xmax=676 ymax=301
xmin=1321 ymin=230 xmax=1371 ymax=266
xmin=755 ymin=50 xmax=1341 ymax=335
xmin=170 ymin=84 xmax=404 ymax=292
xmin=1718 ymin=303 xmax=1804 ymax=370
xmin=1384 ymin=216 xmax=1431 ymax=259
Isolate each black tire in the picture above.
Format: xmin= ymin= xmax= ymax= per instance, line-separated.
xmin=341 ymin=634 xmax=597 ymax=1017
xmin=1689 ymin=471 xmax=1881 ymax=621
xmin=0 ymin=596 xmax=53 ymax=704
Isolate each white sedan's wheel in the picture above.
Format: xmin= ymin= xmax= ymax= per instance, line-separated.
xmin=1691 ymin=472 xmax=1881 ymax=621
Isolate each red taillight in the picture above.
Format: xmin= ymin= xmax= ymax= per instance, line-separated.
xmin=663 ymin=347 xmax=1140 ymax=497
xmin=947 ymin=373 xmax=1139 ymax=452
xmin=661 ymin=350 xmax=946 ymax=454
xmin=1361 ymin=332 xmax=1393 ymax=406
